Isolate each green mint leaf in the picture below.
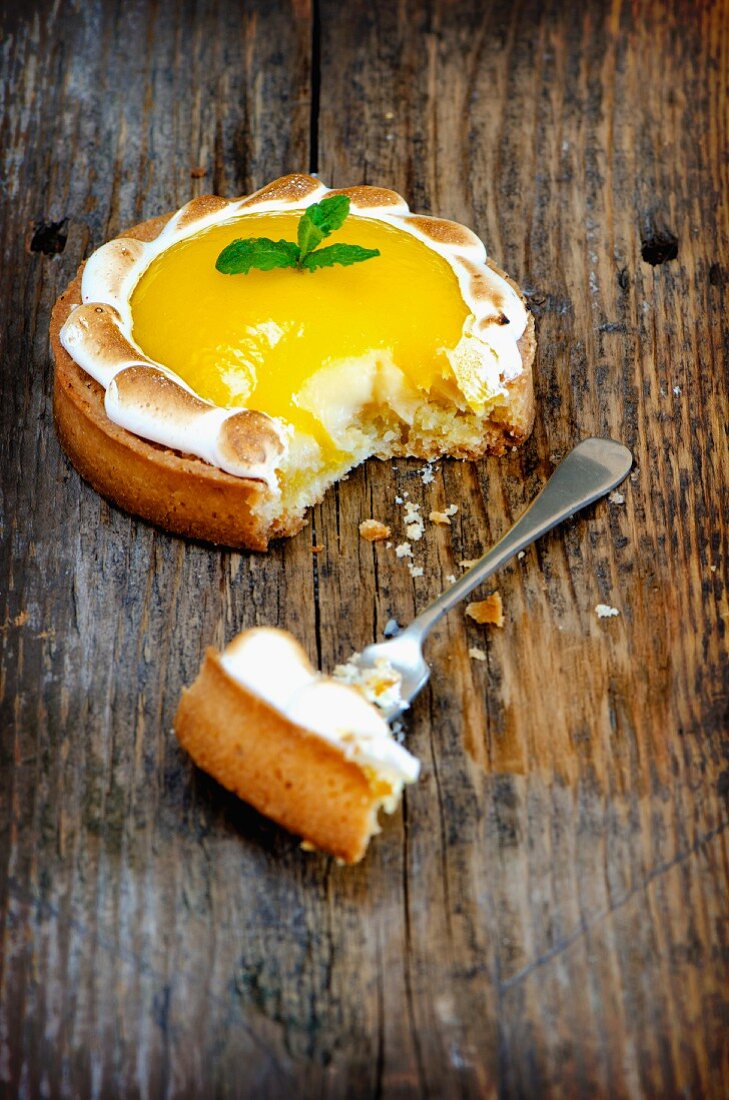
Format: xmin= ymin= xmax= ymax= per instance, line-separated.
xmin=297 ymin=194 xmax=351 ymax=259
xmin=301 ymin=243 xmax=381 ymax=272
xmin=216 ymin=237 xmax=300 ymax=274
xmin=297 ymin=212 xmax=325 ymax=258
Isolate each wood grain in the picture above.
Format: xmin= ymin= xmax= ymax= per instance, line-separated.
xmin=1 ymin=0 xmax=728 ymax=1096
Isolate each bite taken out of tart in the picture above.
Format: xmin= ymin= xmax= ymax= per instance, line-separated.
xmin=51 ymin=174 xmax=535 ymax=550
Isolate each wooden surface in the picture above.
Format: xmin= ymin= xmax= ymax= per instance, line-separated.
xmin=1 ymin=0 xmax=728 ymax=1096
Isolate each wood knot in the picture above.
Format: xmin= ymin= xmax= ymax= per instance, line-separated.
xmin=640 ymin=216 xmax=678 ymax=266
xmin=29 ymin=217 xmax=69 ymax=255
xmin=709 ymin=262 xmax=724 ymax=287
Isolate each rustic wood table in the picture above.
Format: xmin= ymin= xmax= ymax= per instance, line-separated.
xmin=1 ymin=1 xmax=727 ymax=1096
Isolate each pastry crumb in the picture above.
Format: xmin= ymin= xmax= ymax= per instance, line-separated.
xmin=468 ymin=647 xmax=487 ymax=662
xmin=608 ymin=491 xmax=625 ymax=505
xmin=312 ymin=544 xmax=324 ymax=554
xmin=383 ymin=618 xmax=400 ymax=637
xmin=333 ymin=654 xmax=404 ymax=712
xmin=403 ymin=501 xmax=424 ymax=541
xmin=446 ymin=573 xmax=456 ymax=584
xmin=359 ymin=519 xmax=391 ymax=542
xmin=466 ymin=593 xmax=504 ymax=628
xmin=460 ymin=559 xmax=478 ymax=570
xmin=673 ymin=385 xmax=681 ymax=395
xmin=595 ymin=603 xmax=620 ymax=619
xmin=429 ymin=504 xmax=457 ymax=525
xmin=395 ymin=542 xmax=413 ymax=559
xmin=421 ymin=464 xmax=436 ymax=485
xmin=300 ymin=840 xmax=317 ymax=852
xmin=408 ymin=564 xmax=424 ymax=578
xmin=517 ymin=550 xmax=525 ymax=560
xmin=190 ymin=165 xmax=207 ymax=178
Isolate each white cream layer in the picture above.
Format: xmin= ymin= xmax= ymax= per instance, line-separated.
xmin=59 ymin=177 xmax=528 ymax=485
xmin=220 ymin=628 xmax=420 ymax=804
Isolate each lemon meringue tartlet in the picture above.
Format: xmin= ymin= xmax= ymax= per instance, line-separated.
xmin=174 ymin=627 xmax=420 ymax=863
xmin=51 ymin=174 xmax=535 ymax=549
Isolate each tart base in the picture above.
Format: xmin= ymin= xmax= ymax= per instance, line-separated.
xmin=174 ymin=650 xmax=385 ymax=863
xmin=50 ymin=207 xmax=536 ymax=550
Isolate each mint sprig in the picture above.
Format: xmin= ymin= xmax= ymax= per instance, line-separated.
xmin=215 ymin=195 xmax=380 ymax=276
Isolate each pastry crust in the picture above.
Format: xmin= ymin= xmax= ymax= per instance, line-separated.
xmin=51 ymin=176 xmax=536 ymax=549
xmin=174 ymin=649 xmax=388 ymax=863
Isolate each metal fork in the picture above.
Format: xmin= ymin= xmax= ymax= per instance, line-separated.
xmin=352 ymin=437 xmax=633 ymax=720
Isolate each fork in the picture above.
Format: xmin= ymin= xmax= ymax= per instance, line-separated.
xmin=351 ymin=437 xmax=633 ymax=720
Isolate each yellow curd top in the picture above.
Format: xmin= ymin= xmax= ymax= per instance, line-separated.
xmin=130 ymin=211 xmax=469 ymax=460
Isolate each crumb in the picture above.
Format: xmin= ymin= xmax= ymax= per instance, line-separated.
xmin=395 ymin=495 xmax=404 ymax=505
xmin=445 ymin=504 xmax=458 ymax=516
xmin=608 ymin=491 xmax=625 ymax=505
xmin=421 ymin=464 xmax=436 ymax=485
xmin=311 ymin=544 xmax=324 ymax=554
xmin=630 ymin=467 xmax=640 ymax=481
xmin=300 ymin=840 xmax=317 ymax=852
xmin=391 ymin=720 xmax=405 ymax=742
xmin=408 ymin=564 xmax=424 ymax=578
xmin=673 ymin=385 xmax=681 ymax=395
xmin=595 ymin=604 xmax=620 ymax=619
xmin=333 ymin=655 xmax=403 ymax=711
xmin=383 ymin=618 xmax=400 ymax=637
xmin=517 ymin=550 xmax=525 ymax=560
xmin=13 ymin=610 xmax=29 ymax=627
xmin=460 ymin=559 xmax=478 ymax=570
xmin=384 ymin=110 xmax=395 ymax=120
xmin=446 ymin=574 xmax=456 ymax=584
xmin=190 ymin=165 xmax=207 ymax=178
xmin=395 ymin=542 xmax=413 ymax=558
xmin=403 ymin=501 xmax=424 ymax=541
xmin=710 ymin=565 xmax=717 ymax=573
xmin=359 ymin=519 xmax=391 ymax=542
xmin=429 ymin=510 xmax=452 ymax=526
xmin=468 ymin=647 xmax=487 ymax=662
xmin=466 ymin=593 xmax=504 ymax=628
xmin=385 ymin=541 xmax=393 ymax=549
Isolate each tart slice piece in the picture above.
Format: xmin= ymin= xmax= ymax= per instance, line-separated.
xmin=51 ymin=174 xmax=535 ymax=549
xmin=174 ymin=628 xmax=419 ymax=863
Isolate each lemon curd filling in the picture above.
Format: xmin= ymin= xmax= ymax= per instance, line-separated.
xmin=130 ymin=212 xmax=470 ymax=471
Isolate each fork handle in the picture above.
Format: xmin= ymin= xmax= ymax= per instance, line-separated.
xmin=405 ymin=437 xmax=632 ymax=642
